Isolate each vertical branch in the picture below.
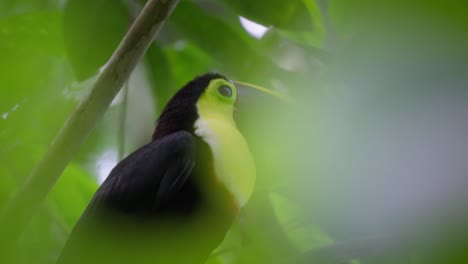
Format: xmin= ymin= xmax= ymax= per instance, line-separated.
xmin=0 ymin=0 xmax=180 ymax=243
xmin=118 ymin=82 xmax=129 ymax=160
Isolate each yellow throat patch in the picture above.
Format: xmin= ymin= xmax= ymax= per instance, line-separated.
xmin=194 ymin=78 xmax=256 ymax=208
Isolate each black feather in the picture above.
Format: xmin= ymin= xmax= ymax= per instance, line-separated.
xmin=152 ymin=72 xmax=227 ymax=140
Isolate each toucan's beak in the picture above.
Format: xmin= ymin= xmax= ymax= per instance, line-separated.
xmin=233 ymin=80 xmax=290 ymax=129
xmin=234 ymin=81 xmax=291 ymax=104
xmin=233 ymin=80 xmax=291 ymax=114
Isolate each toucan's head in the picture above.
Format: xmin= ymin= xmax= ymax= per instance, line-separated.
xmin=153 ymin=73 xmax=238 ymax=140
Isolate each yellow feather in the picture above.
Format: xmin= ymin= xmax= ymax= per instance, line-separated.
xmin=194 ymin=79 xmax=256 ymax=207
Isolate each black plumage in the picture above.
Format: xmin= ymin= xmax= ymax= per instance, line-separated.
xmin=153 ymin=73 xmax=227 ymax=140
xmin=57 ymin=73 xmax=237 ymax=264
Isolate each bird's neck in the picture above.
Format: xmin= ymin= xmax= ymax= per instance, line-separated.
xmin=153 ymin=104 xmax=198 ymax=140
xmin=193 ymin=113 xmax=256 ymax=208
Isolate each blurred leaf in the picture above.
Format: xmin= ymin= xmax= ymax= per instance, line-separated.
xmin=48 ymin=163 xmax=98 ymax=230
xmin=170 ymin=0 xmax=248 ymax=74
xmin=0 ymin=0 xmax=62 ymax=18
xmin=0 ymin=11 xmax=75 ymax=188
xmin=169 ymin=0 xmax=281 ymax=83
xmin=0 ymin=11 xmax=67 ymax=111
xmin=16 ymin=208 xmax=64 ymax=264
xmin=0 ymin=11 xmax=81 ymax=263
xmin=328 ymin=0 xmax=364 ymax=40
xmin=222 ymin=0 xmax=313 ymax=31
xmin=0 ymin=144 xmax=44 ymax=190
xmin=145 ymin=44 xmax=175 ymax=112
xmin=0 ymin=166 xmax=16 ymax=209
xmin=270 ymin=192 xmax=333 ymax=252
xmin=63 ymin=0 xmax=130 ymax=80
xmin=164 ymin=41 xmax=214 ymax=88
xmin=230 ymin=196 xmax=298 ymax=264
xmin=281 ymin=0 xmax=325 ymax=47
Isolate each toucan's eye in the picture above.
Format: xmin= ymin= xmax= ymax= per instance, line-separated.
xmin=218 ymin=85 xmax=233 ymax=98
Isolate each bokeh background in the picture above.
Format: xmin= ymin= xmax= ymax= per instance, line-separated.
xmin=1 ymin=0 xmax=468 ymax=263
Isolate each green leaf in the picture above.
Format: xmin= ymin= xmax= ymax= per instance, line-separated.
xmin=0 ymin=0 xmax=62 ymax=18
xmin=145 ymin=44 xmax=175 ymax=112
xmin=0 ymin=11 xmax=68 ymax=112
xmin=63 ymin=0 xmax=130 ymax=80
xmin=16 ymin=208 xmax=64 ymax=264
xmin=47 ymin=162 xmax=98 ymax=230
xmin=0 ymin=166 xmax=16 ymax=209
xmin=0 ymin=11 xmax=75 ymax=188
xmin=222 ymin=0 xmax=313 ymax=31
xmin=169 ymin=1 xmax=281 ymax=83
xmin=164 ymin=41 xmax=214 ymax=88
xmin=270 ymin=192 xmax=333 ymax=252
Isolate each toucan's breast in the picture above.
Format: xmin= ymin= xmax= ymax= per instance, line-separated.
xmin=194 ymin=116 xmax=256 ymax=208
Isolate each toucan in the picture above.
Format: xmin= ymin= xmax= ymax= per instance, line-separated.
xmin=56 ymin=73 xmax=282 ymax=264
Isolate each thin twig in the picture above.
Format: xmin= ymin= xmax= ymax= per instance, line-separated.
xmin=117 ymin=82 xmax=129 ymax=160
xmin=0 ymin=0 xmax=179 ymax=244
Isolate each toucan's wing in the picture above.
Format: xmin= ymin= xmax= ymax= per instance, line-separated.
xmin=57 ymin=131 xmax=196 ymax=264
xmin=90 ymin=130 xmax=196 ymax=214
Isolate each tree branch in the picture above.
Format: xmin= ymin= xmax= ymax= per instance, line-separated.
xmin=0 ymin=0 xmax=179 ymax=243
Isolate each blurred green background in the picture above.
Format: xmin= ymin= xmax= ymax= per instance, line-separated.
xmin=1 ymin=0 xmax=468 ymax=263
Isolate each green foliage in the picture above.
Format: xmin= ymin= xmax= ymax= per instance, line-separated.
xmin=63 ymin=0 xmax=130 ymax=80
xmin=1 ymin=0 xmax=468 ymax=263
xmin=223 ymin=0 xmax=312 ymax=31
